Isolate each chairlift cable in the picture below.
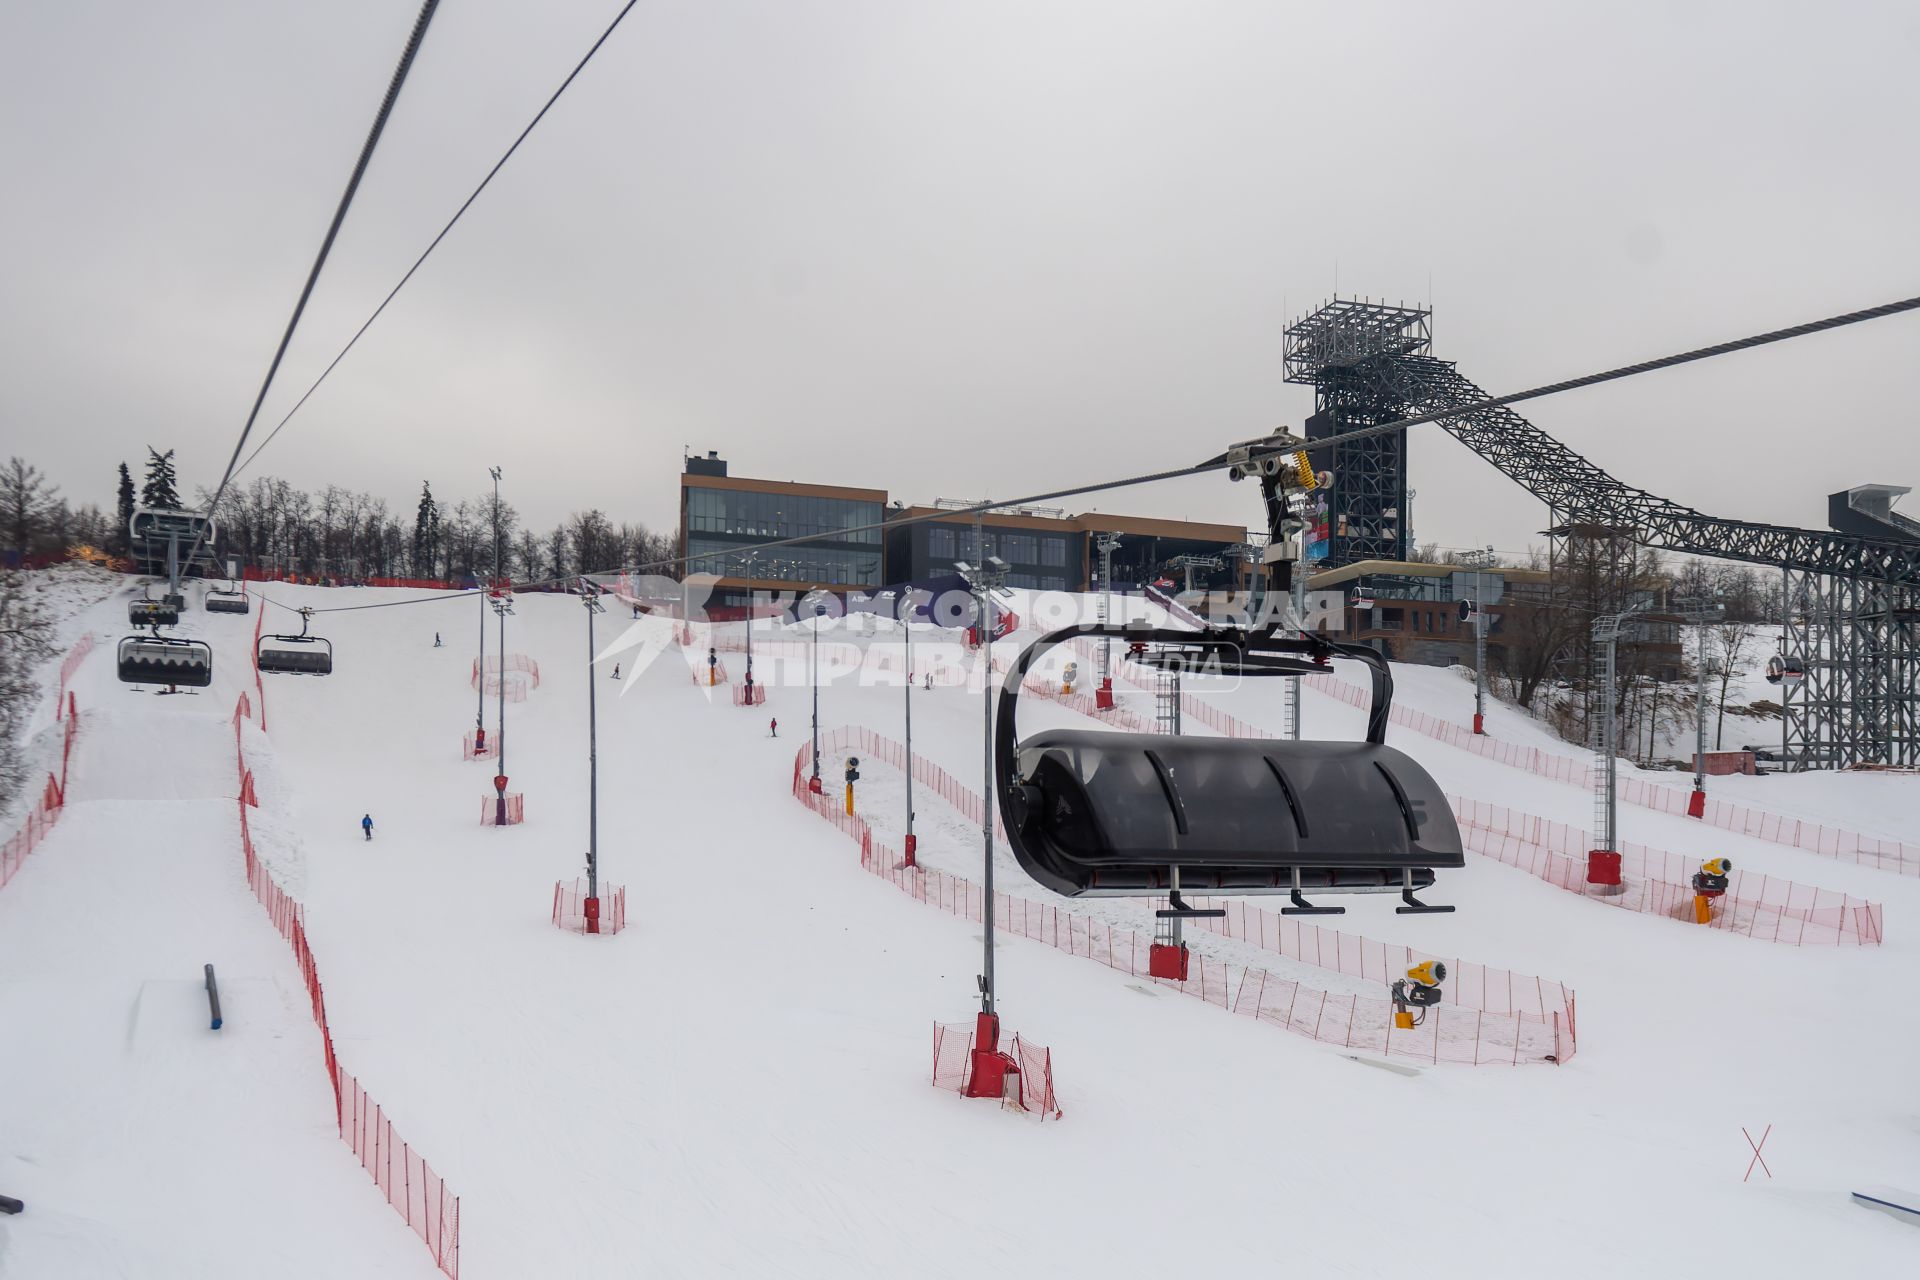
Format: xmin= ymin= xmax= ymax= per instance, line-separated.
xmin=185 ymin=0 xmax=444 ymax=576
xmin=273 ymin=291 xmax=1920 ymax=615
xmin=230 ymin=0 xmax=646 ymax=484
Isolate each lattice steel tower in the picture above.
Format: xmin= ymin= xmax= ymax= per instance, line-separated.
xmin=1280 ymin=296 xmax=1918 ymax=769
xmin=1283 ymin=299 xmax=1432 ymax=566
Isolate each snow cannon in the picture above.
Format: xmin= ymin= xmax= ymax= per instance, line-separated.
xmin=996 ymin=623 xmax=1463 ymax=917
xmin=844 ymin=756 xmax=860 ymax=817
xmin=1691 ymin=857 xmax=1732 ymax=924
xmin=1391 ymin=961 xmax=1446 ymax=1030
xmin=1061 ymin=659 xmax=1078 ymax=696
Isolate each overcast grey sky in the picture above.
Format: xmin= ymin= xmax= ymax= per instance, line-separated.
xmin=3 ymin=0 xmax=1917 ymax=554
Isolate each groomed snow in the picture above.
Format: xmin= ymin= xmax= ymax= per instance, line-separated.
xmin=4 ymin=579 xmax=1918 ymax=1277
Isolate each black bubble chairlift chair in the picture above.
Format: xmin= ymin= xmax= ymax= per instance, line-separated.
xmin=205 ymin=581 xmax=250 ymax=614
xmin=117 ymin=625 xmax=213 ymax=691
xmin=995 ymin=623 xmax=1463 ymax=918
xmin=257 ymin=607 xmax=332 ymax=676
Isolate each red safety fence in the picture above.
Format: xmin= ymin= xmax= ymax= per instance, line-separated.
xmin=930 ymin=1023 xmax=1062 ymax=1119
xmin=232 ymin=695 xmax=460 ymax=1276
xmin=732 ymin=681 xmax=767 ymax=706
xmin=338 ymin=1073 xmax=462 ymax=1266
xmin=794 ymin=727 xmax=1569 ymax=1066
xmin=472 ymin=673 xmax=529 ymax=701
xmin=472 ymin=653 xmax=541 ymax=688
xmin=480 ymin=795 xmax=526 ymax=826
xmin=56 ymin=632 xmax=95 ymax=710
xmin=1093 ymin=640 xmax=1920 ymax=877
xmin=242 ymin=569 xmax=458 ymax=590
xmin=1070 ymin=643 xmax=1880 ymax=948
xmin=551 ymin=878 xmax=628 ymax=935
xmin=1454 ymin=798 xmax=1883 ymax=945
xmin=461 ymin=730 xmax=498 ymax=761
xmin=2 ymin=694 xmax=80 ymax=894
xmin=1264 ymin=657 xmax=1918 ymax=877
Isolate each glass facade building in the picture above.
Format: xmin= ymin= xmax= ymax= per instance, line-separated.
xmin=889 ymin=515 xmax=1078 ymax=592
xmin=682 ymin=475 xmax=884 ymax=589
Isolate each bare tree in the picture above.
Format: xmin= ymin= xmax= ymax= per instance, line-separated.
xmin=1711 ymin=618 xmax=1758 ymax=749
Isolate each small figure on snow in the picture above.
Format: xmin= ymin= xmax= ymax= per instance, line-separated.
xmin=924 ymin=672 xmax=933 ymax=691
xmin=611 ymin=664 xmax=621 ymax=680
xmin=769 ymin=717 xmax=778 ymax=738
xmin=434 ymin=632 xmax=443 ymax=648
xmin=361 ymin=813 xmax=374 ymax=842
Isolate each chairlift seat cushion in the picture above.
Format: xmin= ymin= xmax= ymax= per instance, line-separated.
xmin=258 ymin=646 xmax=331 ymax=675
xmin=1008 ymin=730 xmax=1461 ymax=896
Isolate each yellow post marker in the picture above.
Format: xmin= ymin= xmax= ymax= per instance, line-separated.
xmin=1394 ymin=1010 xmax=1415 ymax=1030
xmin=844 ymin=781 xmax=855 ymax=816
xmin=1694 ymin=894 xmax=1712 ymax=924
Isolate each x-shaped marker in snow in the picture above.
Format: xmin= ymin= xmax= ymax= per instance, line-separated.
xmin=1743 ymin=1125 xmax=1773 ymax=1182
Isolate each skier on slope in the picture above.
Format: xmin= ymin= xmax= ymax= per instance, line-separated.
xmin=924 ymin=672 xmax=933 ymax=691
xmin=769 ymin=717 xmax=778 ymax=738
xmin=434 ymin=632 xmax=443 ymax=647
xmin=611 ymin=664 xmax=621 ymax=680
xmin=361 ymin=813 xmax=374 ymax=841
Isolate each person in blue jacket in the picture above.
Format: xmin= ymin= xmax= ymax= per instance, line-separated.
xmin=361 ymin=813 xmax=374 ymax=841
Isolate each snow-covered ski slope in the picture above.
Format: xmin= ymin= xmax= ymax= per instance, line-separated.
xmin=4 ymin=579 xmax=1918 ymax=1277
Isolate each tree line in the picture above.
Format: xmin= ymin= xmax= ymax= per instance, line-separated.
xmin=0 ymin=450 xmax=679 ymax=584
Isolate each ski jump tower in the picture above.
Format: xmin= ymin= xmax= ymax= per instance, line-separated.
xmin=1282 ymin=297 xmax=1919 ymax=770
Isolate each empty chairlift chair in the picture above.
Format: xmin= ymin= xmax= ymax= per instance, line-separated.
xmin=117 ymin=633 xmax=213 ymax=688
xmin=996 ymin=624 xmax=1463 ymax=916
xmin=257 ymin=607 xmax=333 ymax=676
xmin=205 ymin=583 xmax=250 ymax=614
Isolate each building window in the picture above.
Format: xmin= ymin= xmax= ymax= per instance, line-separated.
xmin=929 ymin=527 xmax=955 ymax=559
xmin=1002 ymin=533 xmax=1037 ymax=564
xmin=1041 ymin=536 xmax=1068 ymax=567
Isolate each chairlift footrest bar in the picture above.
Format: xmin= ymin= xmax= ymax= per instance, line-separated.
xmin=1155 ymin=906 xmax=1227 ymax=918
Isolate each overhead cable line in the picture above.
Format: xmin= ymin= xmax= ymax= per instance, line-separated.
xmin=186 ymin=0 xmax=443 ymax=573
xmin=231 ymin=0 xmax=645 ymax=483
xmin=276 ymin=292 xmax=1920 ymax=615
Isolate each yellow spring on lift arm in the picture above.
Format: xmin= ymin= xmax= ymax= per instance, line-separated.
xmin=1293 ymin=451 xmax=1317 ymax=490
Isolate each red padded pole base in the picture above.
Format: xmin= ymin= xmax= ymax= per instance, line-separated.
xmin=1687 ymin=788 xmax=1706 ymax=818
xmin=1586 ymin=849 xmax=1622 ymax=886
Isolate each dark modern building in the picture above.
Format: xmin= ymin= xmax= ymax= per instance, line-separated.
xmin=680 ymin=453 xmax=886 ymax=608
xmin=884 ymin=505 xmax=1084 ymax=592
xmin=678 ymin=453 xmax=1253 ymax=602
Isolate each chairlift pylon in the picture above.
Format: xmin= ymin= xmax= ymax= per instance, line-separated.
xmin=257 ymin=607 xmax=333 ymax=676
xmin=996 ymin=623 xmax=1463 ymax=916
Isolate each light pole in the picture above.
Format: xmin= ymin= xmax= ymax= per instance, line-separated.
xmin=1095 ymin=533 xmax=1120 ymax=709
xmin=582 ymin=580 xmax=605 ymax=928
xmin=1675 ymin=594 xmax=1725 ymax=818
xmin=1586 ymin=602 xmax=1647 ymax=892
xmin=492 ymin=587 xmax=514 ymax=825
xmin=808 ymin=595 xmax=826 ymax=794
xmin=956 ymin=556 xmax=1011 ymax=1021
xmin=903 ymin=585 xmax=916 ymax=865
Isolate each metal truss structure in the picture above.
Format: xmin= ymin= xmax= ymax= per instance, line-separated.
xmin=1284 ymin=299 xmax=1429 ymax=566
xmin=1283 ymin=298 xmax=1919 ymax=769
